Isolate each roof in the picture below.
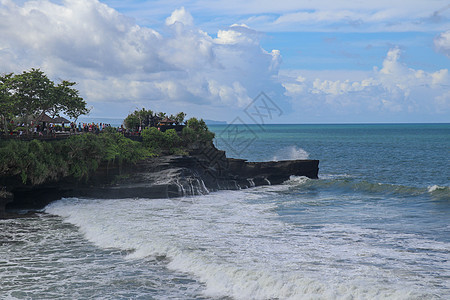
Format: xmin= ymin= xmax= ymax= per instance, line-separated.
xmin=53 ymin=116 xmax=71 ymax=123
xmin=160 ymin=117 xmax=176 ymax=124
xmin=34 ymin=113 xmax=54 ymax=123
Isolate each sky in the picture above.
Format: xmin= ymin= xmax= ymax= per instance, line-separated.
xmin=1 ymin=0 xmax=450 ymax=123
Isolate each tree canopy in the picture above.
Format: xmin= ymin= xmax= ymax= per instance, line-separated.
xmin=0 ymin=69 xmax=89 ymax=131
xmin=124 ymin=108 xmax=187 ymax=131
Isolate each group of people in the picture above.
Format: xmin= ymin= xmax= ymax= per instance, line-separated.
xmin=1 ymin=121 xmax=120 ymax=137
xmin=77 ymin=123 xmax=114 ymax=134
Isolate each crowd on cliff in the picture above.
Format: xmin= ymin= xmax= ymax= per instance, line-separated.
xmin=1 ymin=118 xmax=184 ymax=138
xmin=0 ymin=120 xmax=119 ymax=138
xmin=77 ymin=123 xmax=115 ymax=134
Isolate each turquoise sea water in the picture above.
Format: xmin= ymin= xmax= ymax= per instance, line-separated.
xmin=211 ymin=123 xmax=449 ymax=187
xmin=1 ymin=124 xmax=449 ymax=299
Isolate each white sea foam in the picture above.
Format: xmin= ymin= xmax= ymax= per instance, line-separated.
xmin=427 ymin=185 xmax=450 ymax=200
xmin=285 ymin=175 xmax=310 ymax=185
xmin=272 ymin=146 xmax=309 ymax=161
xmin=318 ymin=173 xmax=353 ymax=180
xmin=45 ymin=191 xmax=447 ymax=299
xmin=428 ymin=185 xmax=440 ymax=192
xmin=428 ymin=184 xmax=449 ymax=193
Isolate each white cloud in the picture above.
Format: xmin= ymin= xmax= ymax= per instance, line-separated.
xmin=0 ymin=0 xmax=283 ymax=119
xmin=206 ymin=0 xmax=450 ymax=32
xmin=283 ymin=48 xmax=450 ymax=121
xmin=102 ymin=0 xmax=450 ymax=32
xmin=435 ymin=30 xmax=450 ymax=57
xmin=215 ymin=24 xmax=260 ymax=45
xmin=165 ymin=7 xmax=194 ymax=26
xmin=274 ymin=9 xmax=364 ymax=25
xmin=268 ymin=4 xmax=446 ymax=32
xmin=1 ymin=0 xmax=448 ymax=123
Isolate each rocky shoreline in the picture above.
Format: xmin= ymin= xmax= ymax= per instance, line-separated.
xmin=0 ymin=144 xmax=319 ymax=218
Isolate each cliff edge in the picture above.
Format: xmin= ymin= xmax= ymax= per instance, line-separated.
xmin=0 ymin=143 xmax=319 ymax=217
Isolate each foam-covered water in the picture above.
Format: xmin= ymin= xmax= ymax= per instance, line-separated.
xmin=1 ymin=124 xmax=449 ymax=299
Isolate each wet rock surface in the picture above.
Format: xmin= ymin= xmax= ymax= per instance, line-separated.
xmin=1 ymin=144 xmax=319 ymax=215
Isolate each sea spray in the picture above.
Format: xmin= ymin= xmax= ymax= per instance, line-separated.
xmin=272 ymin=146 xmax=309 ymax=161
xmin=45 ymin=188 xmax=444 ymax=299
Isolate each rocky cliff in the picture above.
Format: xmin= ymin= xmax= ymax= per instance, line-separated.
xmin=0 ymin=143 xmax=319 ymax=217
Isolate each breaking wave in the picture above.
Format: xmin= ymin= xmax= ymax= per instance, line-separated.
xmin=45 ymin=191 xmax=446 ymax=299
xmin=428 ymin=185 xmax=450 ymax=200
xmin=286 ymin=175 xmax=449 ymax=200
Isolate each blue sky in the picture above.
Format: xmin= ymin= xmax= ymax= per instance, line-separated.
xmin=1 ymin=0 xmax=450 ymax=123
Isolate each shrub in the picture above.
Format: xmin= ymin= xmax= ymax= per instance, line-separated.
xmin=142 ymin=127 xmax=164 ymax=153
xmin=182 ymin=118 xmax=215 ymax=145
xmin=162 ymin=129 xmax=182 ymax=150
xmin=103 ymin=126 xmax=117 ymax=134
xmin=0 ymin=132 xmax=152 ymax=184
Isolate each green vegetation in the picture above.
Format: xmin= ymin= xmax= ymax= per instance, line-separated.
xmin=124 ymin=108 xmax=156 ymax=131
xmin=182 ymin=118 xmax=215 ymax=144
xmin=0 ymin=133 xmax=152 ymax=185
xmin=0 ymin=69 xmax=89 ymax=133
xmin=124 ymin=108 xmax=187 ymax=131
xmin=0 ymin=70 xmax=216 ymax=185
xmin=142 ymin=127 xmax=186 ymax=155
xmin=0 ymin=115 xmax=215 ymax=185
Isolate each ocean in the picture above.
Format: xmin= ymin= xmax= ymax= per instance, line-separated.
xmin=1 ymin=124 xmax=449 ymax=299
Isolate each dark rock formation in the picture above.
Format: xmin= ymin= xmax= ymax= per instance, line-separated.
xmin=1 ymin=144 xmax=319 ymax=216
xmin=0 ymin=190 xmax=13 ymax=218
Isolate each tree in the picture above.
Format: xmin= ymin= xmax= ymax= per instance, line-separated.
xmin=142 ymin=127 xmax=165 ymax=152
xmin=137 ymin=108 xmax=154 ymax=128
xmin=157 ymin=112 xmax=167 ymax=119
xmin=124 ymin=114 xmax=140 ymax=131
xmin=55 ymin=80 xmax=90 ymax=121
xmin=124 ymin=108 xmax=155 ymax=130
xmin=174 ymin=112 xmax=186 ymax=125
xmin=162 ymin=129 xmax=181 ymax=149
xmin=182 ymin=117 xmax=215 ymax=144
xmin=0 ymin=73 xmax=16 ymax=133
xmin=10 ymin=69 xmax=54 ymax=122
xmin=0 ymin=69 xmax=89 ymax=134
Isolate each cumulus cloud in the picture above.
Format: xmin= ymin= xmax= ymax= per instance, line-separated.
xmin=283 ymin=48 xmax=450 ymax=121
xmin=1 ymin=0 xmax=448 ymax=122
xmin=0 ymin=0 xmax=283 ymax=119
xmin=165 ymin=7 xmax=194 ymax=26
xmin=435 ymin=30 xmax=450 ymax=57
